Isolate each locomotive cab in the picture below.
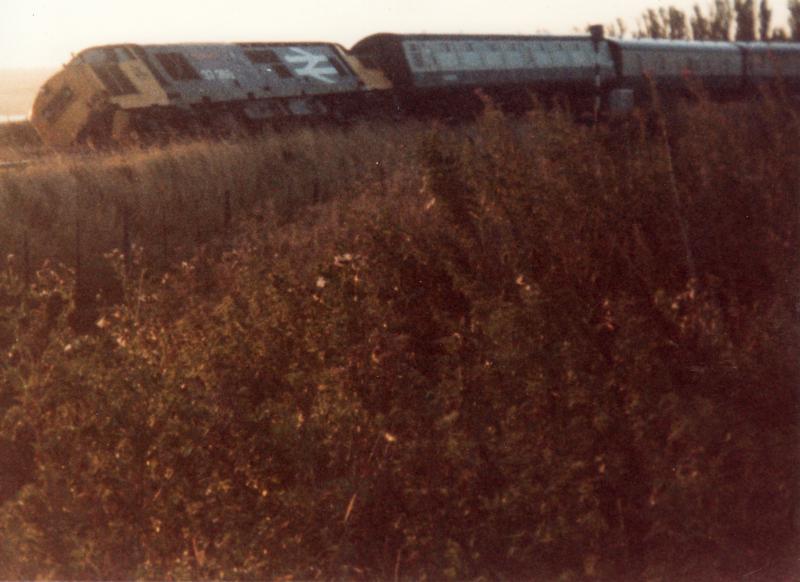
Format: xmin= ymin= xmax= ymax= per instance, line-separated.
xmin=31 ymin=41 xmax=379 ymax=147
xmin=31 ymin=45 xmax=169 ymax=147
xmin=31 ymin=59 xmax=108 ymax=147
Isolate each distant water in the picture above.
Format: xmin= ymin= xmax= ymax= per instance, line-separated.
xmin=0 ymin=114 xmax=27 ymax=124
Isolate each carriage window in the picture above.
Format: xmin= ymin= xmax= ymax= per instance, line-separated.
xmin=460 ymin=43 xmax=482 ymax=68
xmin=155 ymin=52 xmax=201 ymax=81
xmin=528 ymin=50 xmax=538 ymax=66
xmin=408 ymin=44 xmax=425 ymax=69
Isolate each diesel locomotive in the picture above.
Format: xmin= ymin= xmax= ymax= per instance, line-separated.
xmin=30 ymin=26 xmax=800 ymax=147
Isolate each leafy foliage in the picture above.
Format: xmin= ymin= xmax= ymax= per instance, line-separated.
xmin=632 ymin=0 xmax=789 ymax=40
xmin=0 ymin=99 xmax=798 ymax=579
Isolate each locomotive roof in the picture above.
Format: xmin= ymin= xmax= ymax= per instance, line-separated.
xmin=74 ymin=40 xmax=344 ymax=57
xmin=75 ymin=44 xmax=136 ymax=55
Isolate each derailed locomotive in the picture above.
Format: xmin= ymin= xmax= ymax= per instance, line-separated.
xmin=31 ymin=41 xmax=390 ymax=147
xmin=30 ymin=26 xmax=800 ymax=147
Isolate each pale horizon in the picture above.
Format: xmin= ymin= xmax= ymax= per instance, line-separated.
xmin=1 ymin=0 xmax=791 ymax=71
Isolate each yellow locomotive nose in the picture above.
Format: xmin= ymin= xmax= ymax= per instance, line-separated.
xmin=30 ymin=45 xmax=170 ymax=148
xmin=31 ymin=67 xmax=103 ymax=148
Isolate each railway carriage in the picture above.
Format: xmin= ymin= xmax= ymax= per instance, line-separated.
xmin=29 ymin=27 xmax=800 ymax=148
xmin=350 ymin=32 xmax=616 ymax=116
xmin=608 ymin=39 xmax=744 ymax=99
xmin=739 ymin=42 xmax=800 ymax=92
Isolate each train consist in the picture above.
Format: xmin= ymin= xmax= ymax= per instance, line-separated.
xmin=30 ymin=27 xmax=800 ymax=147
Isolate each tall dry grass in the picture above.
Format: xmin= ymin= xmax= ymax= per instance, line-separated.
xmin=0 ymin=99 xmax=797 ymax=580
xmin=0 ymin=120 xmax=424 ymax=301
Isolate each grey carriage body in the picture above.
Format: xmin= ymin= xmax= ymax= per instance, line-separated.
xmin=351 ymin=33 xmax=615 ymax=91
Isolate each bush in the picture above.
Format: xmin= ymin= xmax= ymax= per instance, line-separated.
xmin=0 ymin=101 xmax=797 ymax=579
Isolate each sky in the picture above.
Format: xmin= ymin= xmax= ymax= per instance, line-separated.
xmin=0 ymin=0 xmax=791 ymax=70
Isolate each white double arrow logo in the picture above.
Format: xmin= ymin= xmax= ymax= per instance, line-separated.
xmin=284 ymin=48 xmax=339 ymax=84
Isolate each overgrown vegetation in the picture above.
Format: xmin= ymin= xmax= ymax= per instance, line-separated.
xmin=611 ymin=0 xmax=797 ymax=41
xmin=0 ymin=99 xmax=797 ymax=579
xmin=0 ymin=121 xmax=41 ymax=161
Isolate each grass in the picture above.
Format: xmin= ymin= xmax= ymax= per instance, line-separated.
xmin=0 ymin=100 xmax=797 ymax=580
xmin=0 ymin=121 xmax=41 ymax=161
xmin=0 ymin=120 xmax=422 ymax=287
